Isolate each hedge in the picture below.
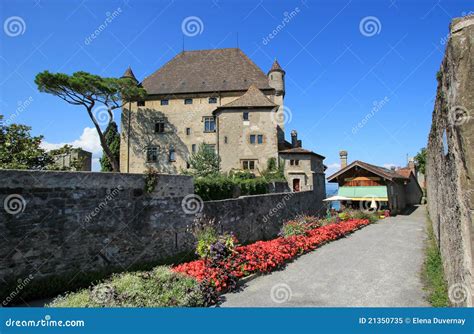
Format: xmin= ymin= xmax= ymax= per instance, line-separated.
xmin=194 ymin=176 xmax=271 ymax=201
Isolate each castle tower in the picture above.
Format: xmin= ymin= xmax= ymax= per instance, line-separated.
xmin=268 ymin=59 xmax=285 ymax=96
xmin=268 ymin=59 xmax=286 ymax=145
xmin=121 ymin=66 xmax=138 ymax=83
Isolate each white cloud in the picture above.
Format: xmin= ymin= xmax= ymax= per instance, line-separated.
xmin=382 ymin=163 xmax=397 ymax=170
xmin=41 ymin=127 xmax=103 ymax=171
xmin=325 ymin=162 xmax=341 ymax=176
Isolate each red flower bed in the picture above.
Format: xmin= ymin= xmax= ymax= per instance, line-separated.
xmin=173 ymin=219 xmax=369 ymax=291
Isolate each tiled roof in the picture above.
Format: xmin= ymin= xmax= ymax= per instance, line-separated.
xmin=327 ymin=160 xmax=409 ymax=182
xmin=268 ymin=59 xmax=285 ymax=74
xmin=216 ymin=84 xmax=276 ymax=109
xmin=396 ymin=168 xmax=412 ymax=178
xmin=141 ymin=48 xmax=273 ymax=95
xmin=121 ymin=67 xmax=137 ymax=81
xmin=279 ymin=147 xmax=325 ymax=159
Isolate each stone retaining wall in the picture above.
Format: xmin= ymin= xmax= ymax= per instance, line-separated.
xmin=0 ymin=169 xmax=324 ymax=302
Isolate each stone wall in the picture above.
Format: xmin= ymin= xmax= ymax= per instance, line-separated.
xmin=426 ymin=15 xmax=474 ymax=307
xmin=0 ymin=169 xmax=324 ymax=302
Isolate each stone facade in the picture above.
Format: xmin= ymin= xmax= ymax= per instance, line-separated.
xmin=52 ymin=148 xmax=92 ymax=171
xmin=0 ymin=169 xmax=324 ymax=302
xmin=426 ymin=15 xmax=474 ymax=307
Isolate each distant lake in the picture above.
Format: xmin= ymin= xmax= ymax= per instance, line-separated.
xmin=325 ymin=183 xmax=340 ymax=211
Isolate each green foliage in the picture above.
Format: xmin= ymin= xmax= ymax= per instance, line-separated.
xmin=238 ymin=178 xmax=267 ymax=196
xmin=144 ymin=167 xmax=159 ymax=193
xmin=0 ymin=116 xmax=54 ymax=170
xmin=422 ymin=216 xmax=449 ymax=307
xmin=261 ymin=157 xmax=286 ymax=182
xmin=187 ymin=144 xmax=220 ymax=177
xmin=47 ymin=266 xmax=206 ymax=307
xmin=415 ymin=147 xmax=427 ymax=175
xmin=100 ymin=122 xmax=120 ymax=171
xmin=338 ymin=212 xmax=350 ymax=221
xmin=194 ymin=176 xmax=235 ymax=201
xmin=280 ymin=215 xmax=320 ymax=237
xmin=35 ymin=70 xmax=146 ymax=172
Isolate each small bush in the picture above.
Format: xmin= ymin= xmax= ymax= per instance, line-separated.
xmin=47 ymin=266 xmax=210 ymax=307
xmin=194 ymin=176 xmax=234 ymax=201
xmin=238 ymin=178 xmax=267 ymax=196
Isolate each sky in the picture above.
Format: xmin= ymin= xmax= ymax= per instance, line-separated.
xmin=0 ymin=0 xmax=472 ymax=172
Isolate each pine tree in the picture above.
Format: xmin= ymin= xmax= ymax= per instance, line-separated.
xmin=100 ymin=121 xmax=120 ymax=172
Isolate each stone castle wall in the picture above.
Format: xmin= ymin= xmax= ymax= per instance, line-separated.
xmin=0 ymin=169 xmax=324 ymax=301
xmin=426 ymin=15 xmax=474 ymax=307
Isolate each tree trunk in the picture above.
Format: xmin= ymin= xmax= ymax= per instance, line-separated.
xmin=87 ymin=108 xmax=120 ymax=172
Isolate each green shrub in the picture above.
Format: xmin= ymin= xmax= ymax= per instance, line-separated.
xmin=238 ymin=178 xmax=267 ymax=196
xmin=194 ymin=176 xmax=234 ymax=201
xmin=279 ymin=220 xmax=308 ymax=237
xmin=47 ymin=266 xmax=207 ymax=307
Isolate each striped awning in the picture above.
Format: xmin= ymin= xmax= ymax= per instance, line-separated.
xmin=337 ymin=186 xmax=388 ymax=201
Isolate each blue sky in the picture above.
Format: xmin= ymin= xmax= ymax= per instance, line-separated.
xmin=0 ymin=0 xmax=471 ymax=172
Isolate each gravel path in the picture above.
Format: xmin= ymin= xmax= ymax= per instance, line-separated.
xmin=221 ymin=206 xmax=429 ymax=307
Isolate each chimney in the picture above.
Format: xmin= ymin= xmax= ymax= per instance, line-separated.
xmin=339 ymin=150 xmax=348 ymax=169
xmin=390 ymin=166 xmax=396 ymax=171
xmin=408 ymin=157 xmax=417 ymax=178
xmin=291 ymin=130 xmax=298 ymax=148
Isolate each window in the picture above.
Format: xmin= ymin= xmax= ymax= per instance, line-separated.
xmin=137 ymin=100 xmax=145 ymax=107
xmin=204 ymin=117 xmax=216 ymax=132
xmin=155 ymin=121 xmax=165 ymax=133
xmin=184 ymin=98 xmax=193 ymax=105
xmin=243 ymin=112 xmax=249 ymax=121
xmin=290 ymin=159 xmax=300 ymax=166
xmin=250 ymin=135 xmax=256 ymax=144
xmin=169 ymin=147 xmax=176 ymax=162
xmin=204 ymin=144 xmax=216 ymax=153
xmin=250 ymin=134 xmax=263 ymax=144
xmin=186 ymin=162 xmax=190 ymax=169
xmin=209 ymin=97 xmax=217 ymax=104
xmin=224 ymin=136 xmax=228 ymax=144
xmin=146 ymin=147 xmax=158 ymax=162
xmin=186 ymin=127 xmax=191 ymax=135
xmin=242 ymin=160 xmax=256 ymax=170
xmin=161 ymin=99 xmax=169 ymax=105
xmin=192 ymin=144 xmax=196 ymax=153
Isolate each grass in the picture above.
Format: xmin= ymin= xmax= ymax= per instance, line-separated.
xmin=47 ymin=266 xmax=207 ymax=307
xmin=422 ymin=215 xmax=450 ymax=307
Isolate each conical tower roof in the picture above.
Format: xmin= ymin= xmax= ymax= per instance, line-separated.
xmin=121 ymin=66 xmax=138 ymax=82
xmin=268 ymin=59 xmax=285 ymax=74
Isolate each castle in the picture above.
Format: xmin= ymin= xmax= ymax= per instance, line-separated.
xmin=120 ymin=48 xmax=326 ymax=192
